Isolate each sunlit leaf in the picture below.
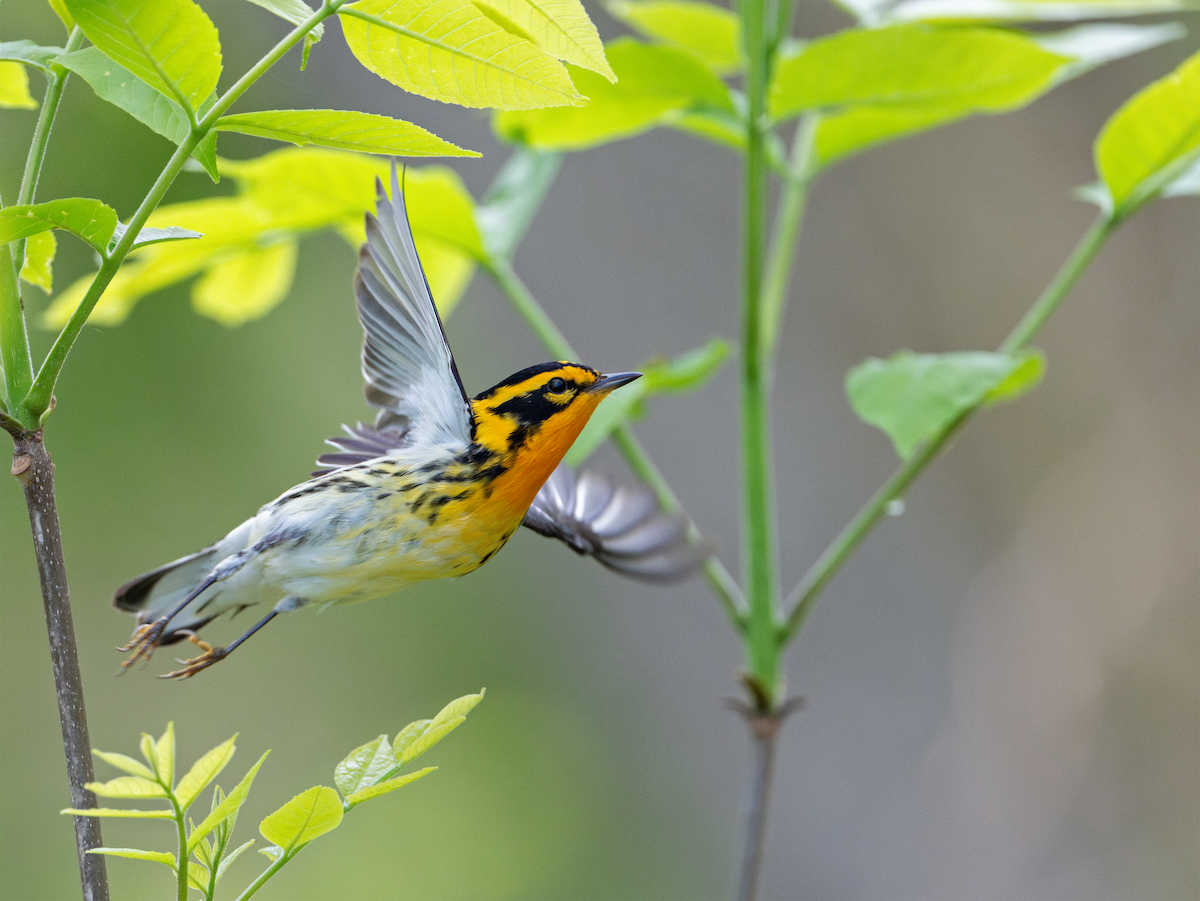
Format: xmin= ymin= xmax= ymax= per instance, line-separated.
xmin=0 ymin=60 xmax=38 ymax=108
xmin=259 ymin=786 xmax=343 ymax=852
xmin=187 ymin=750 xmax=269 ymax=854
xmin=568 ymin=337 xmax=730 ymax=465
xmin=48 ymin=0 xmax=76 ymax=30
xmin=392 ymin=719 xmax=432 ymax=760
xmin=0 ymin=198 xmax=117 ymax=253
xmin=86 ymin=775 xmax=168 ymax=799
xmin=334 ymin=734 xmax=396 ymax=797
xmin=245 ymin=0 xmax=324 ymax=68
xmin=474 ymin=0 xmax=614 ymax=80
xmin=341 ymin=0 xmax=585 ymax=110
xmin=845 ymin=349 xmax=1043 ymax=458
xmin=607 ymin=0 xmax=741 ymax=72
xmin=21 ymin=229 xmax=56 ymax=292
xmin=1095 ymin=48 xmax=1200 ymax=217
xmin=192 ymin=240 xmax=299 ymax=326
xmin=92 ymin=749 xmax=157 ymax=780
xmin=174 ymin=736 xmax=237 ymax=810
xmin=63 ymin=0 xmax=221 ymax=113
xmin=88 ymin=847 xmax=176 ymax=867
xmin=216 ymin=109 xmax=480 ymax=157
xmin=495 ymin=37 xmax=735 ymax=150
xmin=146 ymin=723 xmax=175 ymax=789
xmin=397 ymin=691 xmax=485 ymax=765
xmin=57 ymin=47 xmax=220 ymax=180
xmin=62 ymin=806 xmax=173 ymax=818
xmin=344 ymin=766 xmax=436 ymax=806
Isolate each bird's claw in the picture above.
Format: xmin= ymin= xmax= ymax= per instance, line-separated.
xmin=159 ymin=633 xmax=228 ymax=680
xmin=116 ymin=618 xmax=169 ymax=673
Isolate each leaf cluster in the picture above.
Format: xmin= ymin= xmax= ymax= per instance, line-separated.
xmin=63 ymin=693 xmax=484 ymax=901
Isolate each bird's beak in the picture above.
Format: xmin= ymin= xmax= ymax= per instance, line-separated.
xmin=589 ymin=371 xmax=642 ymax=394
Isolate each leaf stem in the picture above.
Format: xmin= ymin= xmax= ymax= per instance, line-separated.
xmin=779 ymin=213 xmax=1118 ymax=642
xmin=235 ymin=848 xmax=298 ymax=901
xmin=170 ymin=797 xmax=188 ymax=901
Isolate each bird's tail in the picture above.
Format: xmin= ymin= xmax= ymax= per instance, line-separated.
xmin=113 ymin=545 xmax=224 ymax=642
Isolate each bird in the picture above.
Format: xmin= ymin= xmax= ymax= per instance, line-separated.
xmin=115 ymin=163 xmax=704 ymax=679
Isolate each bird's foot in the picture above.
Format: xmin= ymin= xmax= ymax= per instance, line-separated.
xmin=159 ymin=632 xmax=229 ymax=680
xmin=116 ymin=618 xmax=169 ymax=673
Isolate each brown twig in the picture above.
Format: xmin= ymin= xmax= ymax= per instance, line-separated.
xmin=11 ymin=431 xmax=109 ymax=901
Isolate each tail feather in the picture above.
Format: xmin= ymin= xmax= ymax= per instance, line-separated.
xmin=113 ymin=546 xmax=223 ymax=640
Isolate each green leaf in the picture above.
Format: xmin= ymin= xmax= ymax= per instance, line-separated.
xmin=872 ymin=0 xmax=1196 ymax=25
xmin=146 ymin=723 xmax=175 ymax=789
xmin=495 ymin=37 xmax=735 ymax=150
xmin=341 ymin=0 xmax=585 ymax=110
xmin=567 ymin=337 xmax=730 ymax=465
xmin=0 ymin=40 xmax=65 ymax=72
xmin=607 ymin=0 xmax=741 ymax=72
xmin=259 ymin=786 xmax=343 ymax=852
xmin=21 ymin=229 xmax=56 ymax=292
xmin=1095 ymin=48 xmax=1200 ymax=217
xmin=63 ymin=0 xmax=222 ymax=113
xmin=174 ymin=736 xmax=237 ymax=810
xmin=1163 ymin=153 xmax=1200 ymax=198
xmin=344 ymin=766 xmax=436 ymax=807
xmin=392 ymin=719 xmax=433 ymax=760
xmin=245 ymin=0 xmax=325 ymax=69
xmin=88 ymin=847 xmax=176 ymax=867
xmin=187 ymin=750 xmax=269 ymax=854
xmin=845 ymin=350 xmax=1042 ymax=459
xmin=0 ymin=60 xmax=38 ymax=109
xmin=216 ymin=109 xmax=480 ymax=157
xmin=48 ymin=0 xmax=76 ymax=31
xmin=62 ymin=806 xmax=173 ymax=818
xmin=0 ymin=198 xmax=117 ymax=253
xmin=110 ymin=222 xmax=204 ymax=251
xmin=57 ymin=47 xmax=220 ymax=180
xmin=92 ymin=749 xmax=157 ymax=780
xmin=397 ymin=690 xmax=485 ymax=766
xmin=191 ymin=240 xmax=299 ymax=326
xmin=334 ymin=734 xmax=396 ymax=797
xmin=86 ymin=775 xmax=169 ymax=799
xmin=473 ymin=0 xmax=614 ymax=81
xmin=1033 ymin=22 xmax=1185 ymax=84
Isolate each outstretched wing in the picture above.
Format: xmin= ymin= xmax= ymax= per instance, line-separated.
xmin=352 ymin=163 xmax=473 ymax=446
xmin=524 ymin=464 xmax=709 ymax=582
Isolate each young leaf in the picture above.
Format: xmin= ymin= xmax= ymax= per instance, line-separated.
xmin=86 ymin=775 xmax=169 ymax=799
xmin=845 ymin=350 xmax=1043 ymax=459
xmin=174 ymin=735 xmax=237 ymax=810
xmin=56 ymin=47 xmax=220 ymax=180
xmin=0 ymin=61 xmax=37 ymax=109
xmin=340 ymin=0 xmax=585 ymax=110
xmin=344 ymin=766 xmax=436 ymax=807
xmin=392 ymin=719 xmax=433 ymax=761
xmin=92 ymin=749 xmax=157 ymax=780
xmin=246 ymin=0 xmax=325 ymax=68
xmin=21 ymin=229 xmax=56 ymax=292
xmin=215 ymin=109 xmax=480 ymax=157
xmin=187 ymin=750 xmax=270 ymax=854
xmin=191 ymin=240 xmax=299 ymax=326
xmin=334 ymin=734 xmax=396 ymax=797
xmin=1094 ymin=48 xmax=1200 ymax=218
xmin=259 ymin=786 xmax=343 ymax=852
xmin=473 ymin=0 xmax=615 ymax=81
xmin=110 ymin=222 xmax=204 ymax=251
xmin=87 ymin=847 xmax=176 ymax=868
xmin=607 ymin=0 xmax=741 ymax=73
xmin=63 ymin=0 xmax=222 ymax=114
xmin=62 ymin=806 xmax=174 ymax=818
xmin=146 ymin=722 xmax=175 ymax=789
xmin=0 ymin=40 xmax=66 ymax=73
xmin=494 ymin=38 xmax=735 ymax=150
xmin=397 ymin=691 xmax=485 ymax=766
xmin=0 ymin=198 xmax=118 ymax=253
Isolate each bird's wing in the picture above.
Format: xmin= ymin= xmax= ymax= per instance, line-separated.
xmin=523 ymin=463 xmax=709 ymax=582
xmin=352 ymin=162 xmax=473 ymax=446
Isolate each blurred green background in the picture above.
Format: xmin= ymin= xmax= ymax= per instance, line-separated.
xmin=2 ymin=1 xmax=1196 ymax=899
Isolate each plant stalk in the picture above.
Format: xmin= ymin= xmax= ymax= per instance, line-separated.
xmin=11 ymin=433 xmax=109 ymax=901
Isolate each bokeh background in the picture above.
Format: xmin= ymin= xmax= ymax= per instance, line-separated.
xmin=2 ymin=1 xmax=1196 ymax=899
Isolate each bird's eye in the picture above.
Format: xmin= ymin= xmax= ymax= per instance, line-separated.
xmin=548 ymin=377 xmax=567 ymax=393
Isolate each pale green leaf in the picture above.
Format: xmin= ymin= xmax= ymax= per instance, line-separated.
xmin=1034 ymin=23 xmax=1185 ymax=84
xmin=174 ymin=736 xmax=237 ymax=810
xmin=259 ymin=786 xmax=343 ymax=852
xmin=111 ymin=222 xmax=204 ymax=251
xmin=344 ymin=766 xmax=436 ymax=806
xmin=0 ymin=60 xmax=37 ymax=108
xmin=21 ymin=229 xmax=56 ymax=292
xmin=187 ymin=750 xmax=269 ymax=854
xmin=398 ymin=691 xmax=485 ymax=765
xmin=86 ymin=775 xmax=169 ymax=799
xmin=495 ymin=37 xmax=735 ymax=150
xmin=607 ymin=0 xmax=741 ymax=72
xmin=341 ymin=0 xmax=585 ymax=110
xmin=0 ymin=40 xmax=65 ymax=72
xmin=845 ymin=350 xmax=1040 ymax=459
xmin=1095 ymin=48 xmax=1200 ymax=216
xmin=429 ymin=690 xmax=486 ymax=730
xmin=0 ymin=198 xmax=117 ymax=253
xmin=473 ymin=0 xmax=614 ymax=80
xmin=48 ymin=0 xmax=76 ymax=30
xmin=392 ymin=719 xmax=432 ymax=760
xmin=216 ymin=109 xmax=480 ymax=157
xmin=148 ymin=722 xmax=175 ymax=789
xmin=876 ymin=0 xmax=1195 ymax=24
xmin=57 ymin=47 xmax=220 ymax=180
xmin=334 ymin=735 xmax=395 ymax=797
xmin=568 ymin=337 xmax=730 ymax=465
xmin=88 ymin=847 xmax=175 ymax=867
xmin=63 ymin=0 xmax=222 ymax=112
xmin=1163 ymin=153 xmax=1200 ymax=198
xmin=191 ymin=240 xmax=299 ymax=326
xmin=92 ymin=749 xmax=157 ymax=780
xmin=62 ymin=806 xmax=174 ymax=818
xmin=985 ymin=349 xmax=1044 ymax=404
xmin=246 ymin=0 xmax=325 ymax=68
